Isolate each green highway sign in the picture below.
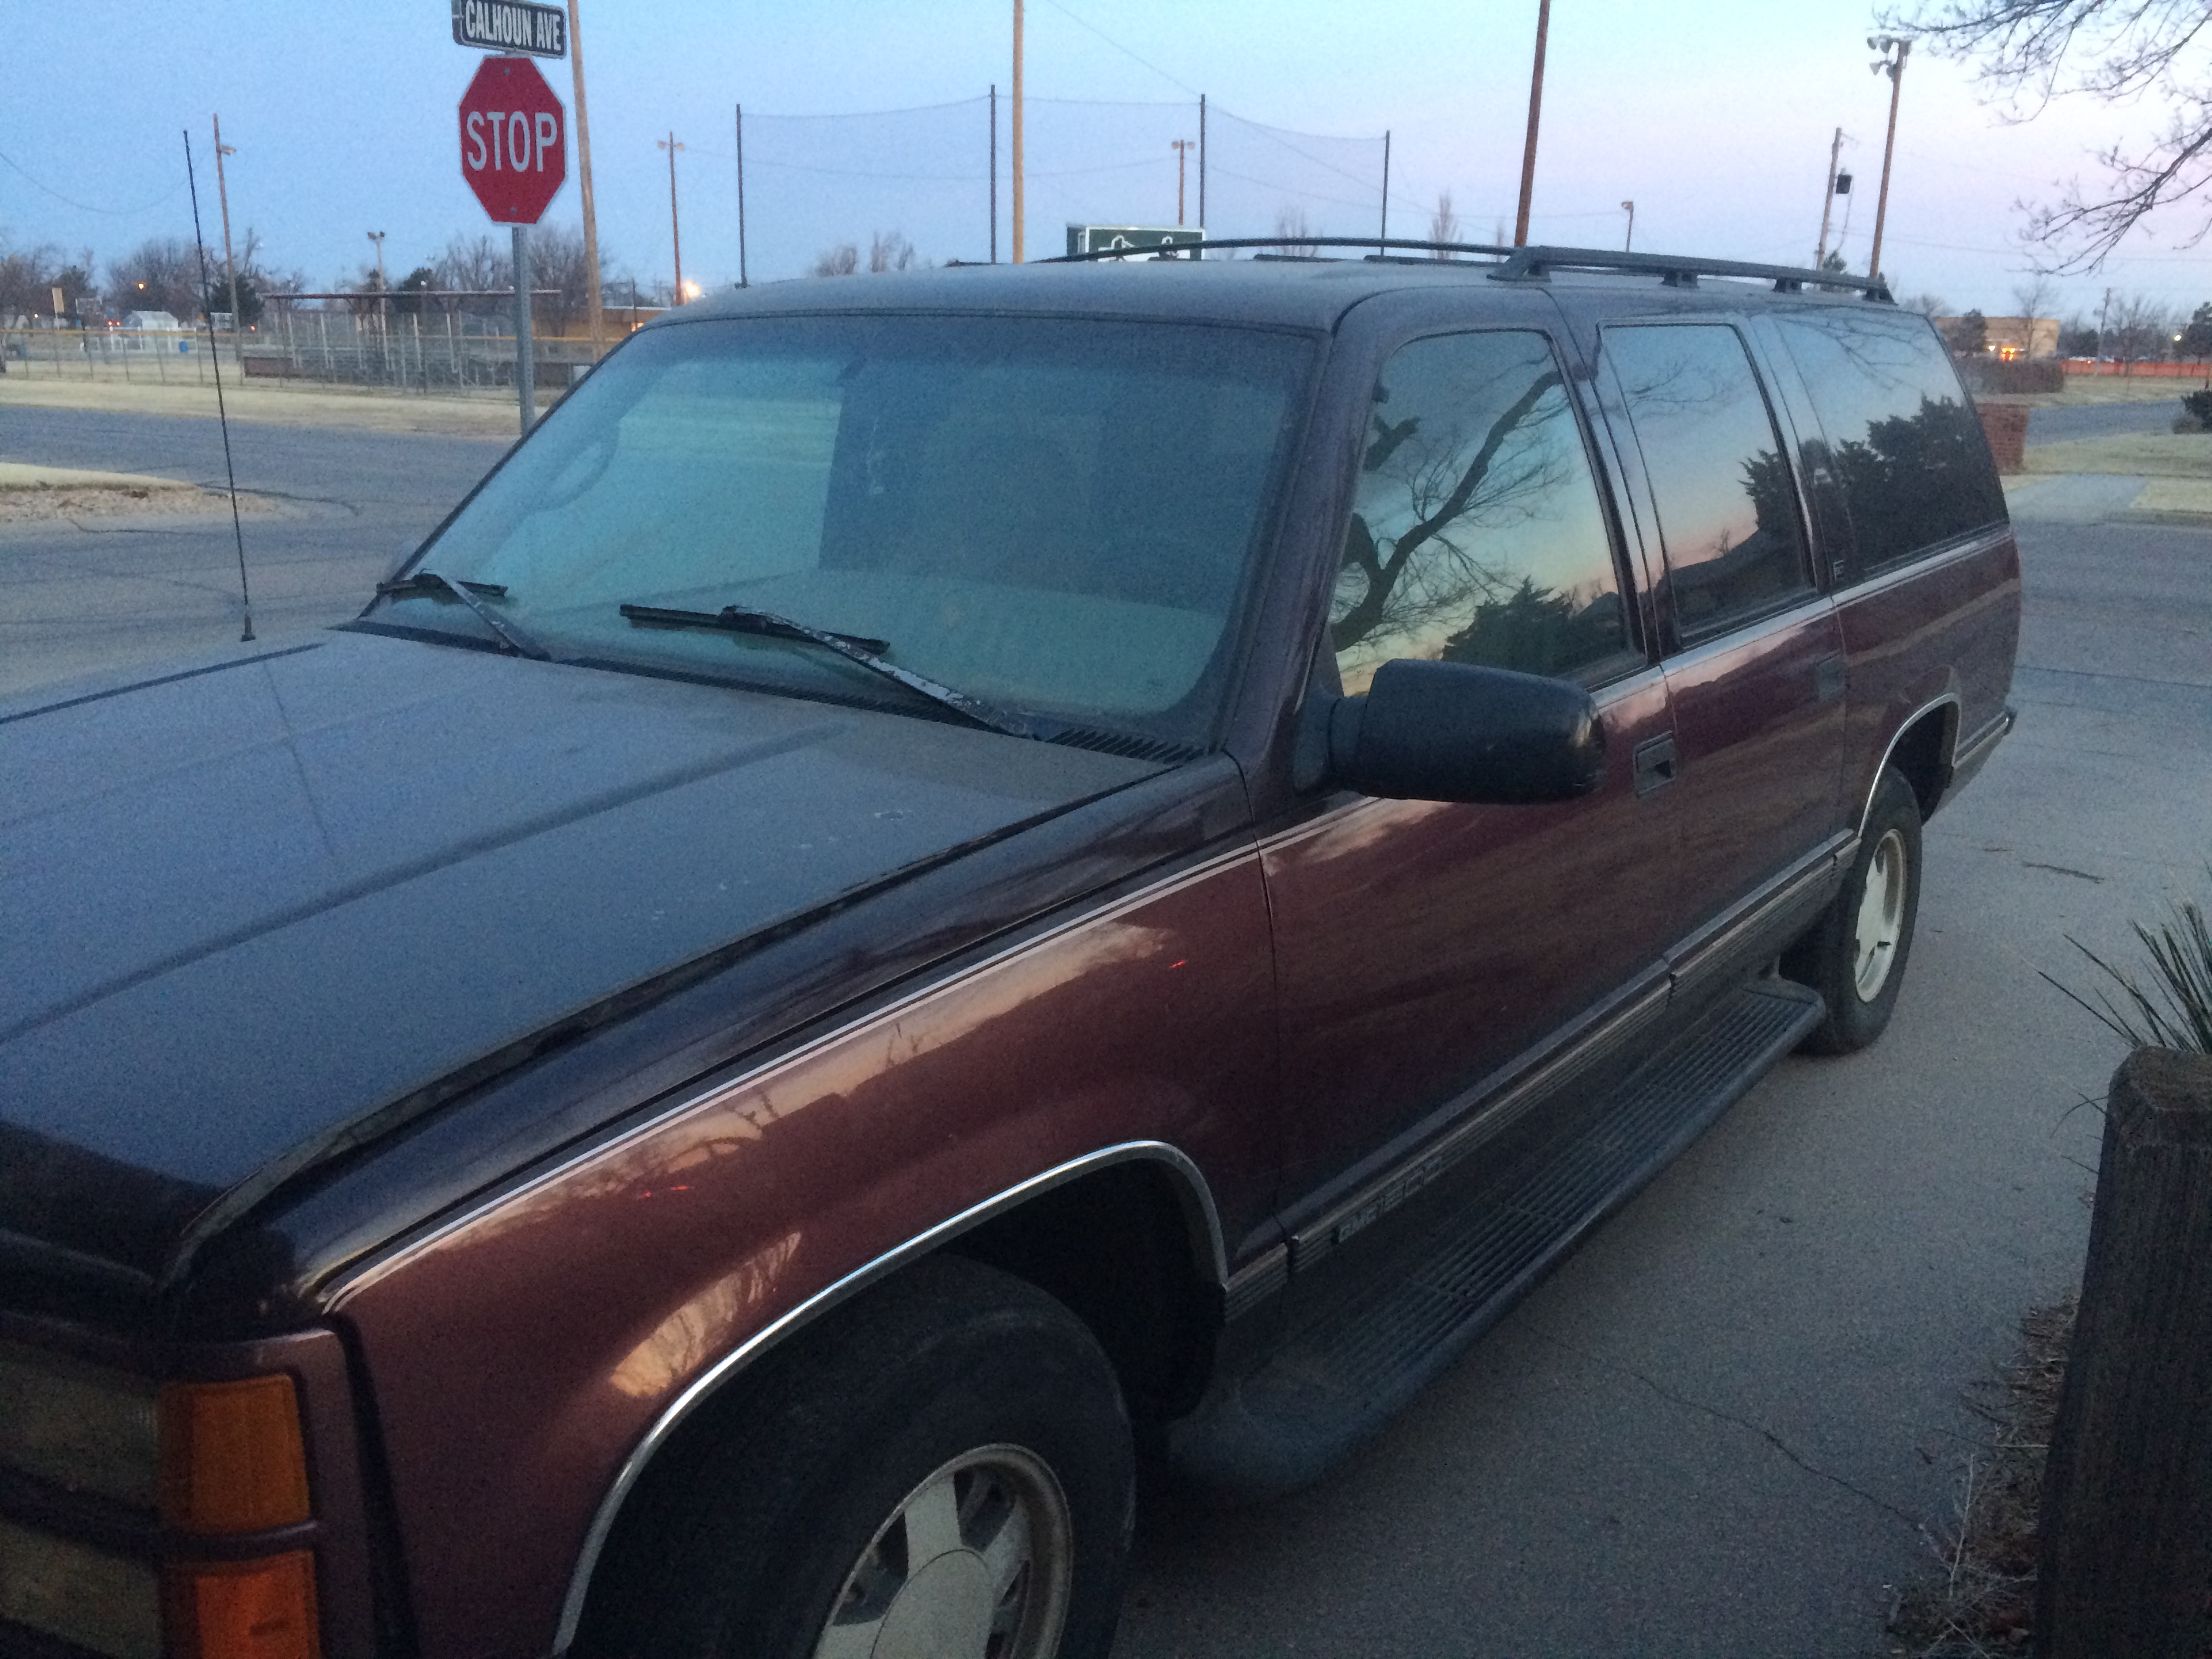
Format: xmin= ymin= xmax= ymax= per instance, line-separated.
xmin=1065 ymin=226 xmax=1204 ymax=258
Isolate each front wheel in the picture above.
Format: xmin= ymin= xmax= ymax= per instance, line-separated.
xmin=1785 ymin=764 xmax=1924 ymax=1054
xmin=579 ymin=1255 xmax=1134 ymax=1659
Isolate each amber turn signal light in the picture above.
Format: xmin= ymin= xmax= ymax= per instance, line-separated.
xmin=164 ymin=1551 xmax=321 ymax=1659
xmin=159 ymin=1374 xmax=312 ymax=1534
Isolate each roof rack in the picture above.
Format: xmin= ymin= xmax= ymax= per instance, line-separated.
xmin=1040 ymin=236 xmax=1893 ymax=302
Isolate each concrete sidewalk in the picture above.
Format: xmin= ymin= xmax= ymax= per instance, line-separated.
xmin=0 ymin=374 xmax=531 ymax=439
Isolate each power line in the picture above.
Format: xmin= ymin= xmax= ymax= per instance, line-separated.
xmin=1032 ymin=0 xmax=1202 ymax=99
xmin=0 ymin=147 xmax=183 ymax=216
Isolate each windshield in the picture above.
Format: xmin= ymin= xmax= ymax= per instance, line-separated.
xmin=373 ymin=313 xmax=1314 ymax=747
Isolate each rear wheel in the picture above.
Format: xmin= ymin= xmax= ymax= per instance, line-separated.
xmin=579 ymin=1255 xmax=1133 ymax=1659
xmin=1786 ymin=765 xmax=1924 ymax=1054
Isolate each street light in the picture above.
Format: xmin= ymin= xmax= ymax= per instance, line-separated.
xmin=1866 ymin=36 xmax=1910 ymax=286
xmin=1621 ymin=200 xmax=1635 ymax=252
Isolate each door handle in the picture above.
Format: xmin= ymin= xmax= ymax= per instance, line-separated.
xmin=1633 ymin=734 xmax=1679 ymax=796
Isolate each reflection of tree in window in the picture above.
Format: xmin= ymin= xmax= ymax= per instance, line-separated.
xmin=1605 ymin=324 xmax=1811 ymax=636
xmin=1331 ymin=331 xmax=1627 ymax=692
xmin=1774 ymin=313 xmax=2005 ymax=576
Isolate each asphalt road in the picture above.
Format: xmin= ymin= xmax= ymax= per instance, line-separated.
xmin=0 ymin=407 xmax=510 ymax=695
xmin=1113 ymin=501 xmax=2211 ymax=1656
xmin=5 ymin=407 xmax=2206 ymax=1656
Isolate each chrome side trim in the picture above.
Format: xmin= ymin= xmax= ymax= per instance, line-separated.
xmin=1288 ymin=970 xmax=1673 ymax=1270
xmin=1842 ymin=523 xmax=2013 ymax=605
xmin=1938 ymin=704 xmax=2015 ymax=811
xmin=1223 ymin=1244 xmax=1291 ymax=1319
xmin=550 ymin=1140 xmax=1224 ymax=1653
xmin=1662 ymin=591 xmax=1838 ymax=678
xmin=1858 ymin=692 xmax=1961 ymax=835
xmin=329 ymin=841 xmax=1261 ymax=1303
xmin=1666 ymin=838 xmax=1849 ymax=1004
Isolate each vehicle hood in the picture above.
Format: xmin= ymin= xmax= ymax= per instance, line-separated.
xmin=0 ymin=633 xmax=1157 ymax=1282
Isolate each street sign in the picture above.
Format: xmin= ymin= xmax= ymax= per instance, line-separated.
xmin=1065 ymin=225 xmax=1204 ymax=258
xmin=451 ymin=0 xmax=566 ymax=58
xmin=459 ymin=57 xmax=567 ymax=225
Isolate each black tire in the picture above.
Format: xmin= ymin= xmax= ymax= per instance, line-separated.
xmin=579 ymin=1255 xmax=1134 ymax=1659
xmin=1785 ymin=764 xmax=1924 ymax=1054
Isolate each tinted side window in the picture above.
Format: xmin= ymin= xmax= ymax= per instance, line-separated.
xmin=1332 ymin=331 xmax=1631 ymax=695
xmin=1774 ymin=311 xmax=2005 ymax=577
xmin=1605 ymin=323 xmax=1812 ymax=642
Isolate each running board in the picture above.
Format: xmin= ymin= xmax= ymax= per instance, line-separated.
xmin=1168 ymin=977 xmax=1824 ymax=1499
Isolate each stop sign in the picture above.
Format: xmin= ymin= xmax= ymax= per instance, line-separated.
xmin=459 ymin=56 xmax=567 ymax=225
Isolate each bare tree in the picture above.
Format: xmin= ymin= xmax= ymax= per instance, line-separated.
xmin=1901 ymin=291 xmax=1950 ymax=316
xmin=867 ymin=230 xmax=919 ymax=272
xmin=1429 ymin=190 xmax=1460 ymax=257
xmin=435 ymin=233 xmax=509 ymax=297
xmin=2106 ymin=290 xmax=2172 ymax=369
xmin=1895 ymin=0 xmax=2212 ymax=266
xmin=107 ymin=237 xmax=204 ymax=320
xmin=2012 ymin=270 xmax=2057 ymax=325
xmin=1273 ymin=207 xmax=1319 ymax=257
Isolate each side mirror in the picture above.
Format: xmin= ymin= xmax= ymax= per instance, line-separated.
xmin=1327 ymin=658 xmax=1607 ymax=804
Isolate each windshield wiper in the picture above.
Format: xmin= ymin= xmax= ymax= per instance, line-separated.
xmin=617 ymin=602 xmax=1048 ymax=739
xmin=378 ymin=571 xmax=550 ymax=660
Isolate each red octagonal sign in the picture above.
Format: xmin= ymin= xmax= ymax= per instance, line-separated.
xmin=459 ymin=56 xmax=566 ymax=225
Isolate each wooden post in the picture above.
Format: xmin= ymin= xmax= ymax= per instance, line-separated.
xmin=2039 ymin=1046 xmax=2212 ymax=1658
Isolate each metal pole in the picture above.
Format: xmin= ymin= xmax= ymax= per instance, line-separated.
xmin=989 ymin=86 xmax=998 ymax=263
xmin=514 ymin=224 xmax=535 ymax=436
xmin=1197 ymin=93 xmax=1206 ymax=237
xmin=1815 ymin=125 xmax=1843 ymax=266
xmin=213 ymin=115 xmax=242 ymax=363
xmin=735 ymin=104 xmax=749 ymax=287
xmin=1621 ymin=199 xmax=1635 ymax=251
xmin=567 ymin=0 xmax=605 ymax=355
xmin=1868 ymin=39 xmax=1909 ymax=285
xmin=1380 ymin=130 xmax=1391 ymax=255
xmin=1513 ymin=0 xmax=1552 ymax=246
xmin=1172 ymin=139 xmax=1192 ymax=225
xmin=1012 ymin=0 xmax=1025 ymax=262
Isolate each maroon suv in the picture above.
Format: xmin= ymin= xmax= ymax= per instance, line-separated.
xmin=0 ymin=243 xmax=2016 ymax=1659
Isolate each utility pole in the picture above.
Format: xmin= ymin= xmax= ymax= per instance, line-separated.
xmin=1815 ymin=125 xmax=1844 ymax=266
xmin=659 ymin=134 xmax=685 ymax=302
xmin=1380 ymin=130 xmax=1391 ymax=254
xmin=989 ymin=86 xmax=998 ymax=263
xmin=1620 ymin=200 xmax=1635 ymax=251
xmin=1513 ymin=0 xmax=1553 ymax=246
xmin=566 ymin=0 xmax=605 ymax=354
xmin=1012 ymin=0 xmax=1025 ymax=262
xmin=1171 ymin=138 xmax=1194 ymax=226
xmin=1868 ymin=36 xmax=1910 ymax=285
xmin=212 ymin=116 xmax=242 ymax=351
xmin=735 ymin=104 xmax=749 ymax=287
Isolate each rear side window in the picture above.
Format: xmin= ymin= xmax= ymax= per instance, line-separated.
xmin=1605 ymin=323 xmax=1813 ymax=641
xmin=1774 ymin=310 xmax=2005 ymax=577
xmin=1331 ymin=330 xmax=1633 ymax=695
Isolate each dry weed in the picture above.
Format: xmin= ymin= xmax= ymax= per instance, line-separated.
xmin=1889 ymin=1297 xmax=2075 ymax=1656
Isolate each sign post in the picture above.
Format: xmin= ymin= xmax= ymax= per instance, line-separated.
xmin=458 ymin=55 xmax=567 ymax=433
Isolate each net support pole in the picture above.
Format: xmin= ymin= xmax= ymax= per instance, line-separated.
xmin=1380 ymin=129 xmax=1391 ymax=255
xmin=990 ymin=85 xmax=998 ymax=263
xmin=735 ymin=104 xmax=748 ymax=287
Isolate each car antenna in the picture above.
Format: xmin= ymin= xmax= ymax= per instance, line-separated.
xmin=182 ymin=128 xmax=255 ymax=643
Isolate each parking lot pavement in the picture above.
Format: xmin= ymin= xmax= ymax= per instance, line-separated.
xmin=1113 ymin=512 xmax=2210 ymax=1657
xmin=0 ymin=406 xmax=507 ymax=697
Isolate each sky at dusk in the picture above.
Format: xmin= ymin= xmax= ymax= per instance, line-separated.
xmin=6 ymin=0 xmax=2210 ymax=321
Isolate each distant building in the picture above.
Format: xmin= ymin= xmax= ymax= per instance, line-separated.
xmin=1936 ymin=315 xmax=2060 ymax=360
xmin=121 ymin=309 xmax=182 ymax=332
